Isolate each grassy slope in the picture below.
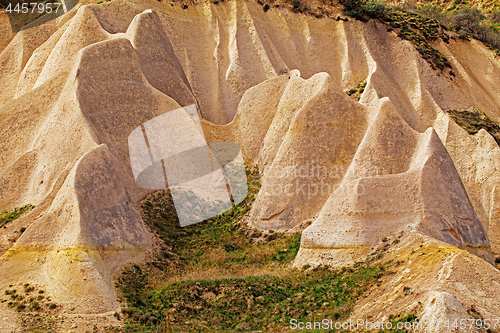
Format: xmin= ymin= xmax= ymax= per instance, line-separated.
xmin=1 ymin=283 xmax=61 ymax=332
xmin=445 ymin=108 xmax=500 ymax=144
xmin=411 ymin=0 xmax=500 ymax=13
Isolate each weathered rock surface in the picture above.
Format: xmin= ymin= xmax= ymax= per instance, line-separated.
xmin=0 ymin=0 xmax=499 ymax=329
xmin=295 ymin=98 xmax=493 ymax=267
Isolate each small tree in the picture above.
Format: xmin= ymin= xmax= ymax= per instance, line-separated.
xmin=362 ymin=1 xmax=387 ymax=18
xmin=451 ymin=6 xmax=485 ymax=33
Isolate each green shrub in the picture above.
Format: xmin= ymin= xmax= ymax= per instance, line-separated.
xmin=362 ymin=1 xmax=387 ymax=17
xmin=346 ymin=80 xmax=368 ymax=99
xmin=31 ymin=301 xmax=40 ymax=310
xmin=340 ymin=0 xmax=367 ymax=20
xmin=452 ymin=6 xmax=485 ymax=29
xmin=417 ymin=4 xmax=445 ymax=20
xmin=23 ymin=285 xmax=34 ymax=293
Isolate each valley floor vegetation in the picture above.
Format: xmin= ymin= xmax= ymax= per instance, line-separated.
xmin=110 ymin=166 xmax=398 ymax=332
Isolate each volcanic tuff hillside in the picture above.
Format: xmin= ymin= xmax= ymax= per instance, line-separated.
xmin=0 ymin=0 xmax=500 ymax=330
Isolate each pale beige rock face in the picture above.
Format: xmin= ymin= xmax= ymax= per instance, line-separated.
xmin=296 ymin=98 xmax=493 ymax=267
xmin=0 ymin=0 xmax=499 ymax=325
xmin=434 ymin=113 xmax=500 ymax=256
xmin=419 ymin=292 xmax=471 ymax=332
xmin=235 ymin=74 xmax=290 ymax=163
xmin=249 ymin=71 xmax=369 ymax=231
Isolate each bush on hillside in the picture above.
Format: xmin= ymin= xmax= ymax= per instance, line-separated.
xmin=449 ymin=6 xmax=485 ymax=31
xmin=491 ymin=10 xmax=500 ymax=24
xmin=362 ymin=1 xmax=387 ymax=17
xmin=398 ymin=2 xmax=500 ymax=53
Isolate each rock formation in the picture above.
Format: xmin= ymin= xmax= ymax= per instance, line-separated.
xmin=0 ymin=0 xmax=499 ymax=329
